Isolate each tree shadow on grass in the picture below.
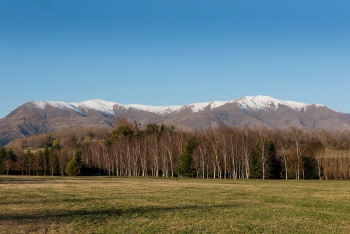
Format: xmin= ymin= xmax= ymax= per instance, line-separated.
xmin=0 ymin=179 xmax=54 ymax=184
xmin=0 ymin=197 xmax=98 ymax=206
xmin=0 ymin=203 xmax=246 ymax=223
xmin=0 ymin=177 xmax=77 ymax=184
xmin=0 ymin=177 xmax=129 ymax=184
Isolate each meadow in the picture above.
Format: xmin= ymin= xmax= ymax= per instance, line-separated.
xmin=1 ymin=176 xmax=350 ymax=233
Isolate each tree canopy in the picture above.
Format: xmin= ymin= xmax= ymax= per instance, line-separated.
xmin=65 ymin=150 xmax=83 ymax=176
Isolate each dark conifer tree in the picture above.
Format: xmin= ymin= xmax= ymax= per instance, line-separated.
xmin=302 ymin=156 xmax=318 ymax=179
xmin=251 ymin=139 xmax=281 ymax=179
xmin=175 ymin=136 xmax=196 ymax=177
xmin=0 ymin=147 xmax=6 ymax=174
xmin=250 ymin=143 xmax=262 ymax=179
xmin=4 ymin=148 xmax=16 ymax=175
xmin=267 ymin=140 xmax=281 ymax=179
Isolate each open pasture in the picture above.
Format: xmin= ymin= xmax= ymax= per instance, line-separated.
xmin=1 ymin=176 xmax=350 ymax=233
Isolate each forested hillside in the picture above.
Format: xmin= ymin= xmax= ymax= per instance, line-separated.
xmin=1 ymin=118 xmax=350 ymax=179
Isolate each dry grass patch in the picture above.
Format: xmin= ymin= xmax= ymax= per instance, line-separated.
xmin=1 ymin=176 xmax=350 ymax=233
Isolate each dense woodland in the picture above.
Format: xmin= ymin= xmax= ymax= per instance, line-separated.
xmin=1 ymin=118 xmax=350 ymax=179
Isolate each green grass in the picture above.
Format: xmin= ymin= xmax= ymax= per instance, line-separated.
xmin=1 ymin=176 xmax=350 ymax=233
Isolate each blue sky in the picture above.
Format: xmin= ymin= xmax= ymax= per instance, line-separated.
xmin=1 ymin=0 xmax=350 ymax=118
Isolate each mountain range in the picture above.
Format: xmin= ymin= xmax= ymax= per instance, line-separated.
xmin=1 ymin=95 xmax=350 ymax=146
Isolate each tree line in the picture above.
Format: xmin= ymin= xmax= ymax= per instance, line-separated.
xmin=2 ymin=118 xmax=350 ymax=179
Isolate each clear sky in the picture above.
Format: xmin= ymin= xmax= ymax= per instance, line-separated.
xmin=1 ymin=0 xmax=350 ymax=118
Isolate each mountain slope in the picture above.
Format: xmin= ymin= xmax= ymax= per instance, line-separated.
xmin=1 ymin=96 xmax=349 ymax=146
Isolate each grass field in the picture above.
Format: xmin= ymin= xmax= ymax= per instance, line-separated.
xmin=1 ymin=177 xmax=350 ymax=233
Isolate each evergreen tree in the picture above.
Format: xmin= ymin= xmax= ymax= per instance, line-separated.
xmin=267 ymin=140 xmax=281 ymax=179
xmin=6 ymin=148 xmax=16 ymax=161
xmin=302 ymin=156 xmax=318 ymax=179
xmin=251 ymin=139 xmax=281 ymax=179
xmin=2 ymin=148 xmax=16 ymax=175
xmin=251 ymin=142 xmax=263 ymax=178
xmin=175 ymin=136 xmax=196 ymax=177
xmin=65 ymin=150 xmax=83 ymax=176
xmin=0 ymin=147 xmax=6 ymax=174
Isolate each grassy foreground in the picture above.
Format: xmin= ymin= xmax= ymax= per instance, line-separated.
xmin=1 ymin=177 xmax=350 ymax=233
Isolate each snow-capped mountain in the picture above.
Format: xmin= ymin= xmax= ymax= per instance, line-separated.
xmin=30 ymin=95 xmax=325 ymax=116
xmin=33 ymin=99 xmax=184 ymax=116
xmin=236 ymin=96 xmax=324 ymax=111
xmin=0 ymin=95 xmax=349 ymax=146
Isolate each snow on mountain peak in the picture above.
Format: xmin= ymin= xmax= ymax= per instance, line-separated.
xmin=72 ymin=99 xmax=116 ymax=115
xmin=187 ymin=102 xmax=211 ymax=112
xmin=125 ymin=104 xmax=183 ymax=115
xmin=32 ymin=95 xmax=325 ymax=116
xmin=236 ymin=95 xmax=324 ymax=111
xmin=33 ymin=101 xmax=83 ymax=114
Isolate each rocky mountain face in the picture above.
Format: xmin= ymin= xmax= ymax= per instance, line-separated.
xmin=1 ymin=96 xmax=350 ymax=146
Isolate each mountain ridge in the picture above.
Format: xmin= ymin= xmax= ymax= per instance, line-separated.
xmin=27 ymin=95 xmax=327 ymax=117
xmin=0 ymin=95 xmax=349 ymax=146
